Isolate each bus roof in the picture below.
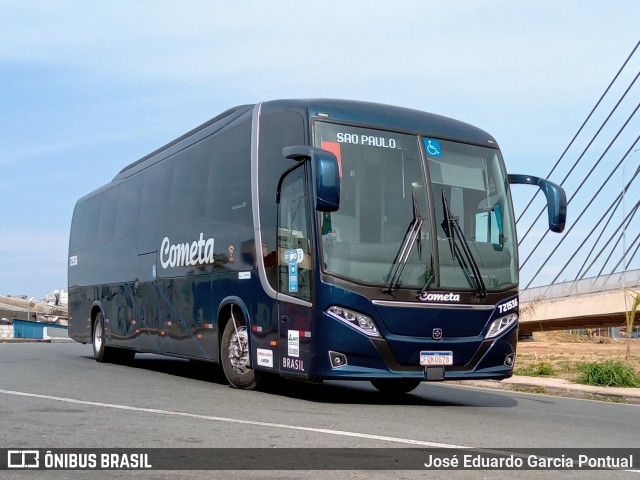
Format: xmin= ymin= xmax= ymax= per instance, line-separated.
xmin=266 ymin=98 xmax=498 ymax=148
xmin=115 ymin=104 xmax=254 ymax=180
xmin=114 ymin=99 xmax=498 ymax=181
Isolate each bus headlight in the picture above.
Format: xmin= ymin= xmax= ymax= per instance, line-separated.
xmin=326 ymin=306 xmax=380 ymax=337
xmin=485 ymin=313 xmax=518 ymax=339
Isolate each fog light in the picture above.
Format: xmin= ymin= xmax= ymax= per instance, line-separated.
xmin=504 ymin=353 xmax=515 ymax=367
xmin=329 ymin=351 xmax=348 ymax=368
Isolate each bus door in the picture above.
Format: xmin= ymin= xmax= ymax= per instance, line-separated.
xmin=277 ymin=163 xmax=314 ymax=379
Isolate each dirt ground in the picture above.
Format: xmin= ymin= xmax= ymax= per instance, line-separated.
xmin=515 ymin=332 xmax=640 ymax=380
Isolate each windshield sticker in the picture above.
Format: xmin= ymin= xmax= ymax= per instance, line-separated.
xmin=423 ymin=138 xmax=442 ymax=157
xmin=419 ymin=292 xmax=461 ymax=302
xmin=285 ymin=249 xmax=302 ymax=293
xmin=321 ymin=141 xmax=343 ymax=177
xmin=288 ymin=262 xmax=298 ymax=293
xmin=284 ymin=248 xmax=304 ymax=264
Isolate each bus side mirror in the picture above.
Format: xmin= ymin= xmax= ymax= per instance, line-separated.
xmin=508 ymin=174 xmax=567 ymax=233
xmin=283 ymin=146 xmax=341 ymax=212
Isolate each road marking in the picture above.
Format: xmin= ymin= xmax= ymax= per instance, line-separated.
xmin=1 ymin=388 xmax=638 ymax=474
xmin=0 ymin=388 xmax=464 ymax=448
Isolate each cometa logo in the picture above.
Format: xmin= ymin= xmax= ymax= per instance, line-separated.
xmin=160 ymin=233 xmax=215 ymax=269
xmin=419 ymin=292 xmax=461 ymax=302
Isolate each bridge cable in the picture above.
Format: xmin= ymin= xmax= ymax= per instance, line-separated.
xmin=595 ymin=200 xmax=640 ymax=276
xmin=624 ymin=232 xmax=640 ymax=270
xmin=575 ymin=160 xmax=640 ymax=279
xmin=605 ymin=229 xmax=640 ymax=276
xmin=520 ymin=103 xmax=640 ymax=271
xmin=516 ymin=40 xmax=640 ymax=224
xmin=560 ymin=190 xmax=635 ymax=284
xmin=588 ymin=224 xmax=640 ymax=293
xmin=518 ymin=69 xmax=640 ymax=246
xmin=574 ymin=191 xmax=633 ymax=280
xmin=597 ymin=197 xmax=640 ymax=275
xmin=580 ymin=197 xmax=640 ymax=280
xmin=574 ymin=195 xmax=625 ymax=280
xmin=547 ymin=172 xmax=640 ymax=287
xmin=524 ymin=133 xmax=640 ymax=288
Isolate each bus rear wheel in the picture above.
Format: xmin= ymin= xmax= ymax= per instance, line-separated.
xmin=93 ymin=311 xmax=113 ymax=362
xmin=92 ymin=311 xmax=135 ymax=364
xmin=221 ymin=312 xmax=259 ymax=390
xmin=370 ymin=378 xmax=422 ymax=394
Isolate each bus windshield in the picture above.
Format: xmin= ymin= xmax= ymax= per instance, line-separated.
xmin=426 ymin=139 xmax=517 ymax=291
xmin=314 ymin=122 xmax=517 ymax=292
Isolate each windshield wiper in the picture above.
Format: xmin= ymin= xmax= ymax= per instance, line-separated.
xmin=418 ymin=257 xmax=436 ymax=298
xmin=440 ymin=190 xmax=487 ymax=298
xmin=383 ymin=189 xmax=423 ymax=294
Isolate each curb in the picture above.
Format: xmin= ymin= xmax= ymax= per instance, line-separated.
xmin=455 ymin=376 xmax=640 ymax=405
xmin=0 ymin=338 xmax=75 ymax=344
xmin=0 ymin=338 xmax=53 ymax=343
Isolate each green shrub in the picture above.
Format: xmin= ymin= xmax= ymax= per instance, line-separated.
xmin=575 ymin=360 xmax=640 ymax=388
xmin=515 ymin=361 xmax=556 ymax=377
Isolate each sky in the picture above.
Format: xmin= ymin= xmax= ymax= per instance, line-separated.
xmin=1 ymin=0 xmax=639 ymax=298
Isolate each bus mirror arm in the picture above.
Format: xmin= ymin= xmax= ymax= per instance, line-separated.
xmin=283 ymin=146 xmax=340 ymax=212
xmin=283 ymin=145 xmax=315 ymax=162
xmin=508 ymin=174 xmax=567 ymax=233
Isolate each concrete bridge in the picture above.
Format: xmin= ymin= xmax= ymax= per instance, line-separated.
xmin=519 ymin=270 xmax=640 ymax=334
xmin=0 ymin=295 xmax=67 ymax=323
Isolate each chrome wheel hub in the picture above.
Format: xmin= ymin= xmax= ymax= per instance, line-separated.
xmin=93 ymin=320 xmax=103 ymax=351
xmin=228 ymin=326 xmax=250 ymax=374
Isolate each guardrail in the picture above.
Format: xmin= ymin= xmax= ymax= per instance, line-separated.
xmin=521 ymin=269 xmax=640 ymax=302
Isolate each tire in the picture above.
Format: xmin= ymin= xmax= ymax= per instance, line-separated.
xmin=92 ymin=311 xmax=113 ymax=362
xmin=93 ymin=311 xmax=134 ymax=363
xmin=370 ymin=378 xmax=422 ymax=394
xmin=220 ymin=312 xmax=259 ymax=389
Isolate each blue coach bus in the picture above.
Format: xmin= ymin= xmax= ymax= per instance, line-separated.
xmin=68 ymin=99 xmax=566 ymax=393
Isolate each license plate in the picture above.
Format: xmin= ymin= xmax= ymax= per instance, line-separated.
xmin=420 ymin=351 xmax=453 ymax=366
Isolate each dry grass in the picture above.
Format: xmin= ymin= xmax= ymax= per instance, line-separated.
xmin=515 ymin=334 xmax=640 ymax=381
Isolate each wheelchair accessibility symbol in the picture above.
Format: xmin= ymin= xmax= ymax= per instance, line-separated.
xmin=424 ymin=138 xmax=442 ymax=157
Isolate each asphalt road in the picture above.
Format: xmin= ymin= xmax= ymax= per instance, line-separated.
xmin=1 ymin=342 xmax=638 ymax=480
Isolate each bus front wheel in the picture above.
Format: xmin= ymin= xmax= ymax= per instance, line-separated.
xmin=221 ymin=313 xmax=259 ymax=390
xmin=370 ymin=378 xmax=422 ymax=394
